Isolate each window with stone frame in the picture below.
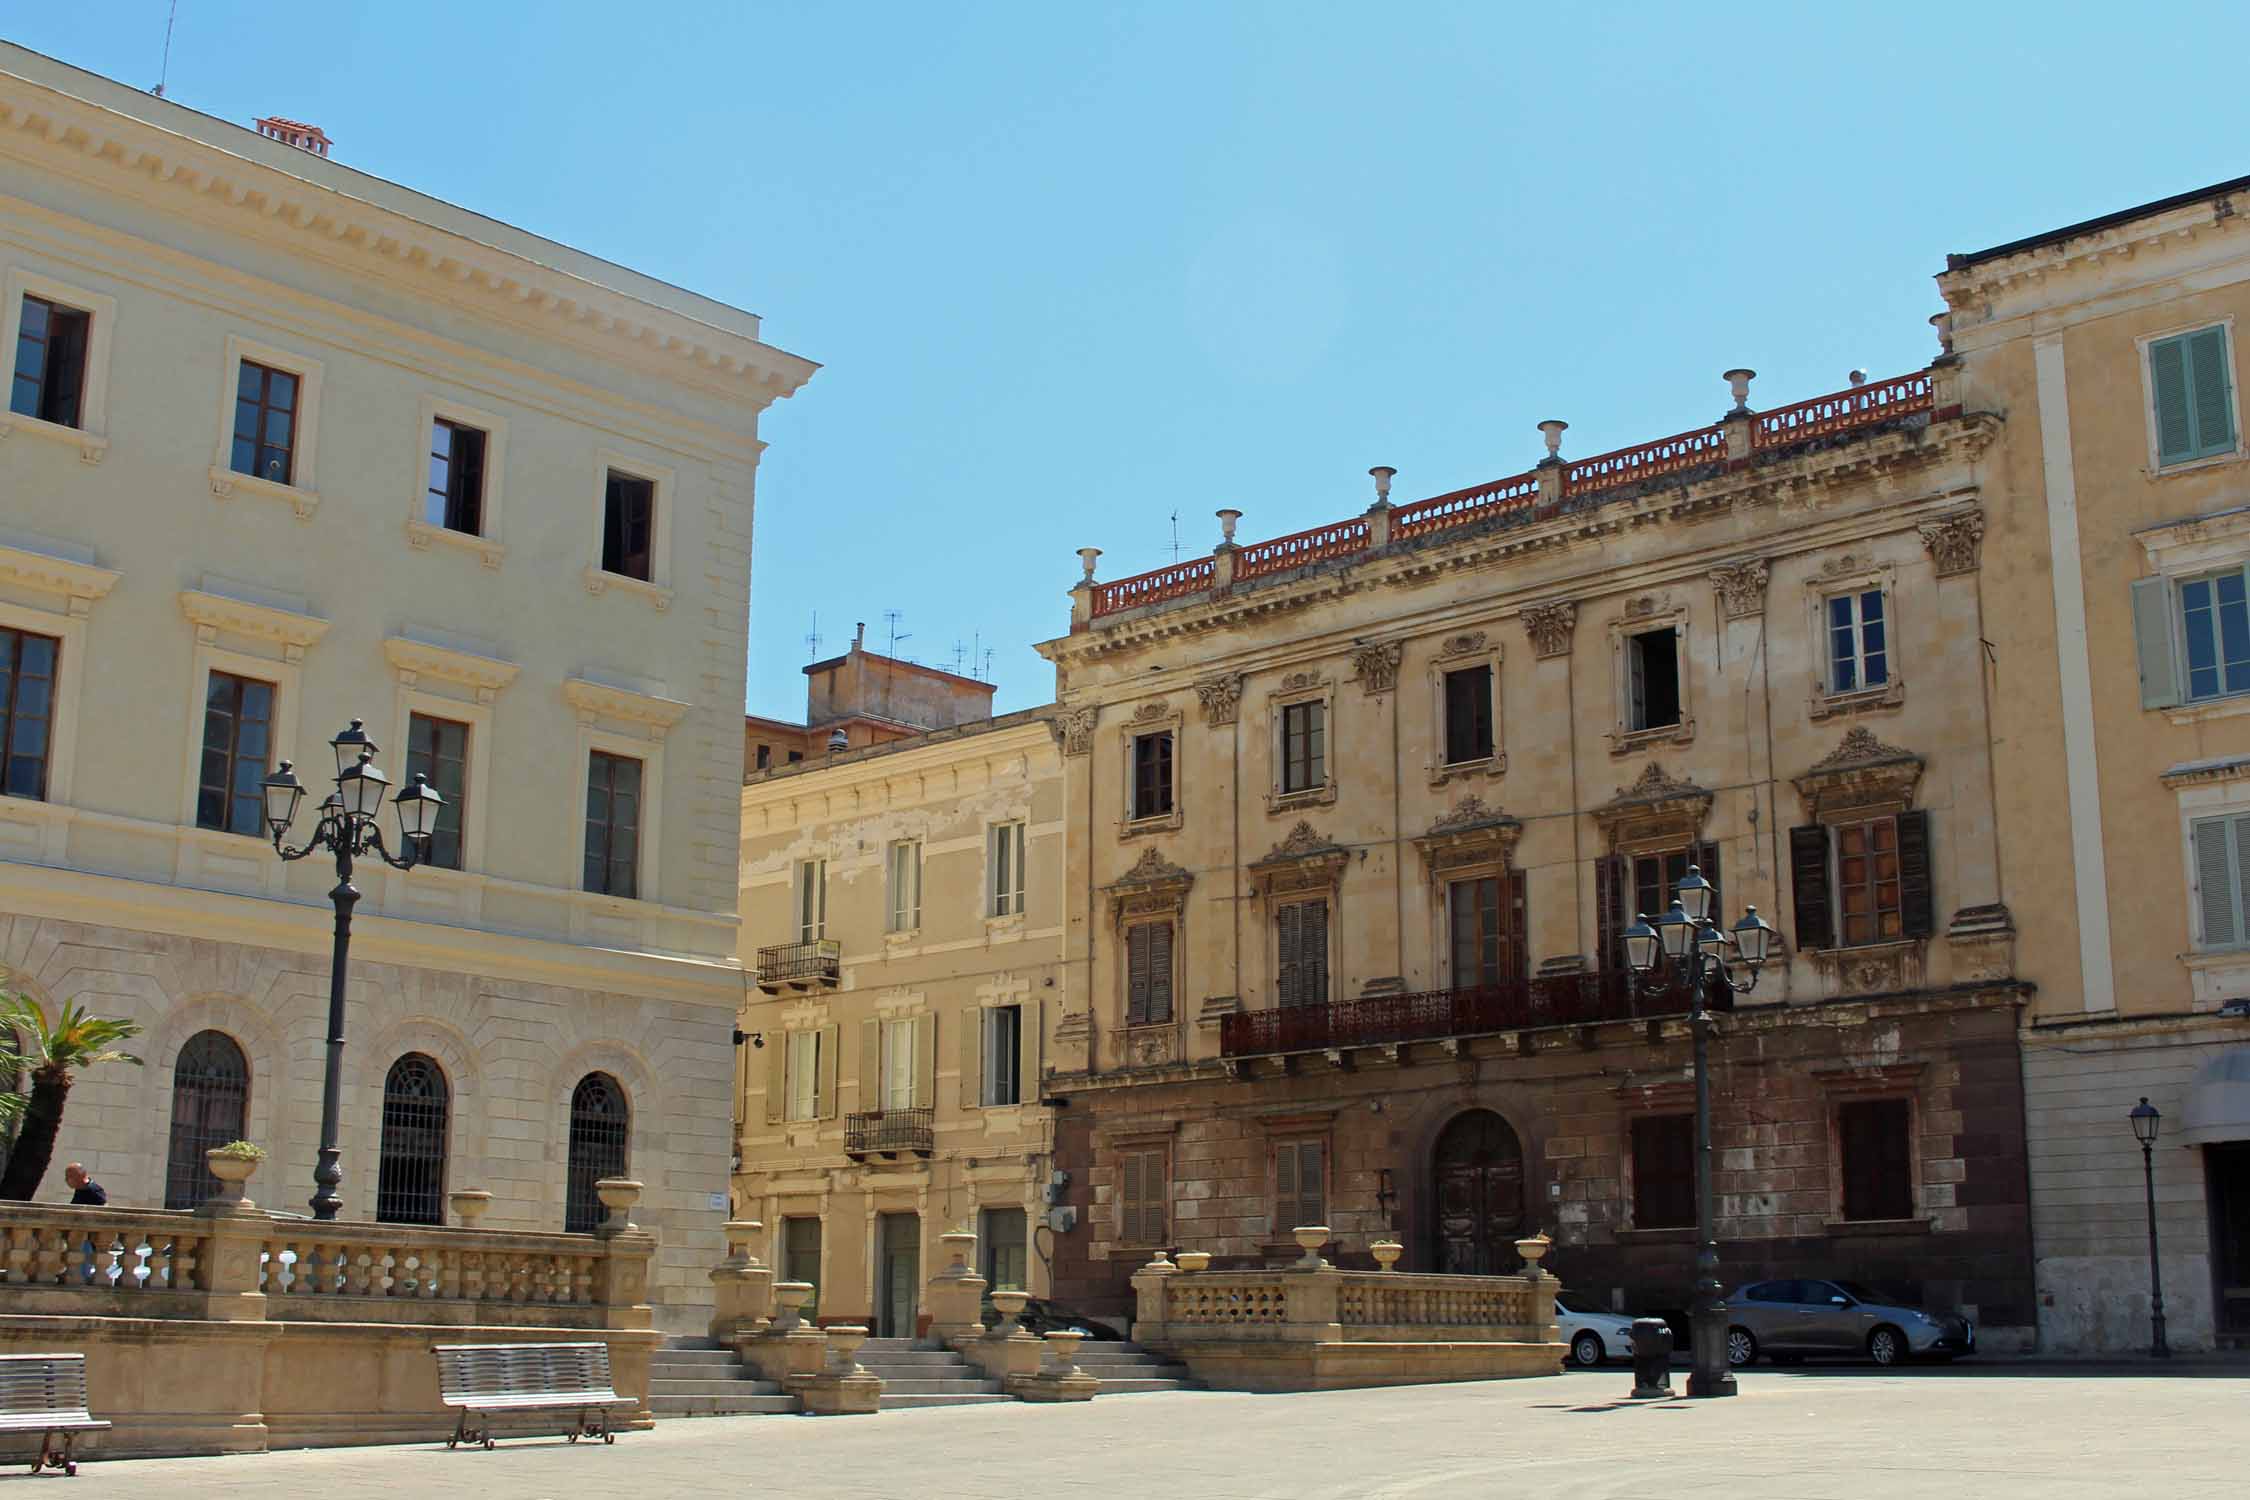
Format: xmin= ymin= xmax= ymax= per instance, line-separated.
xmin=1117 ymin=1146 xmax=1169 ymax=1246
xmin=1789 ymin=732 xmax=1933 ymax=953
xmin=1627 ymin=628 xmax=1681 ymax=730
xmin=1275 ymin=898 xmax=1330 ymax=1009
xmin=1443 ymin=663 xmax=1495 ymax=765
xmin=1273 ymin=1139 xmax=1325 ymax=1234
xmin=1837 ymin=1097 xmax=1915 ymax=1222
xmin=1131 ymin=730 xmax=1174 ymax=820
xmin=1597 ymin=842 xmax=1720 ymax=972
xmin=1125 ymin=919 xmax=1175 ymax=1025
xmin=1446 ymin=874 xmax=1525 ymax=988
xmin=1280 ymin=699 xmax=1326 ymax=794
xmin=1629 ymin=1114 xmax=1695 ymax=1229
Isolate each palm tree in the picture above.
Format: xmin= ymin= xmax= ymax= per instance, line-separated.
xmin=0 ymin=995 xmax=140 ymax=1202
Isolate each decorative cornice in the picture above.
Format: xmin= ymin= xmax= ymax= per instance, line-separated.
xmin=1253 ymin=821 xmax=1345 ymax=865
xmin=383 ymin=636 xmax=521 ymax=705
xmin=1795 ymin=728 xmax=1924 ymax=819
xmin=1105 ymin=846 xmax=1193 ymax=922
xmin=1918 ymin=509 xmax=1985 ymax=577
xmin=561 ymin=677 xmax=692 ymax=739
xmin=2161 ymin=754 xmax=2250 ymax=789
xmin=1434 ymin=631 xmax=1487 ymax=661
xmin=1249 ymin=821 xmax=1349 ymax=896
xmin=1521 ymin=601 xmax=1575 ymax=659
xmin=1708 ymin=559 xmax=1769 ymax=619
xmin=177 ymin=589 xmax=329 ymax=662
xmin=0 ymin=543 xmax=118 ymax=617
xmin=1428 ymin=793 xmax=1509 ymax=835
xmin=1351 ymin=641 xmax=1402 ymax=694
xmin=1051 ymin=705 xmax=1099 ymax=756
xmin=1412 ymin=796 xmax=1523 ymax=875
xmin=1808 ymin=726 xmax=1916 ymax=773
xmin=1591 ymin=764 xmax=1713 ymax=852
xmin=1130 ymin=701 xmax=1171 ymax=723
xmin=1279 ymin=671 xmax=1321 ymax=693
xmin=1194 ymin=675 xmax=1242 ymax=725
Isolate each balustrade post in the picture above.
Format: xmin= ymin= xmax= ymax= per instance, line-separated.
xmin=709 ymin=1219 xmax=775 ymax=1342
xmin=191 ymin=1200 xmax=271 ymax=1322
xmin=1722 ymin=368 xmax=1756 ymax=464
xmin=924 ymin=1228 xmax=988 ymax=1345
xmin=1071 ymin=547 xmax=1101 ymax=628
xmin=1364 ymin=470 xmax=1394 ymax=549
xmin=1128 ymin=1250 xmax=1177 ymax=1347
xmin=1535 ymin=420 xmax=1567 ymax=509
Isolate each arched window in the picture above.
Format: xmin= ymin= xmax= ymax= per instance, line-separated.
xmin=564 ymin=1072 xmax=630 ymax=1233
xmin=164 ymin=1031 xmax=249 ymax=1210
xmin=376 ymin=1053 xmax=449 ymax=1225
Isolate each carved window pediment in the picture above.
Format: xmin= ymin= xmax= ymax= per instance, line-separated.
xmin=1412 ymin=795 xmax=1523 ymax=874
xmin=1250 ymin=821 xmax=1349 ymax=896
xmin=1794 ymin=728 xmax=1924 ymax=821
xmin=1106 ymin=846 xmax=1193 ymax=921
xmin=1592 ymin=763 xmax=1714 ymax=854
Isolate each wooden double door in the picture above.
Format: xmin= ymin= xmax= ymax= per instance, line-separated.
xmin=1432 ymin=1110 xmax=1527 ymax=1275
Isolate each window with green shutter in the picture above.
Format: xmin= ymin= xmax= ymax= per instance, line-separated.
xmin=2150 ymin=326 xmax=2238 ymax=467
xmin=2191 ymin=813 xmax=2250 ymax=950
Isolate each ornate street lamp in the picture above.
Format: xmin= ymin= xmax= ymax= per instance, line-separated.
xmin=2129 ymin=1097 xmax=2169 ymax=1359
xmin=1622 ymin=869 xmax=1781 ymax=1399
xmin=259 ymin=720 xmax=443 ymax=1221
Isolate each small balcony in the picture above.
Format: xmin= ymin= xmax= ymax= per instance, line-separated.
xmin=845 ymin=1106 xmax=934 ymax=1159
xmin=1218 ymin=972 xmax=1673 ymax=1062
xmin=756 ymin=938 xmax=841 ymax=994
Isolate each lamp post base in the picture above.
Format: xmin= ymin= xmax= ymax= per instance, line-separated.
xmin=1685 ymin=1367 xmax=1738 ymax=1399
xmin=1686 ymin=1303 xmax=1737 ymax=1399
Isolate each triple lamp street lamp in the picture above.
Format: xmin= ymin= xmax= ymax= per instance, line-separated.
xmin=2129 ymin=1097 xmax=2170 ymax=1359
xmin=257 ymin=720 xmax=445 ymax=1223
xmin=1619 ymin=868 xmax=1780 ymax=1400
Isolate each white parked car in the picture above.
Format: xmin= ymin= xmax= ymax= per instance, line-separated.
xmin=1555 ymin=1296 xmax=1644 ymax=1368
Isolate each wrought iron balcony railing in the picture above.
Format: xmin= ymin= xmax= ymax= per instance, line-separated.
xmin=756 ymin=938 xmax=841 ymax=993
xmin=845 ymin=1106 xmax=934 ymax=1158
xmin=1218 ymin=971 xmax=1676 ymax=1060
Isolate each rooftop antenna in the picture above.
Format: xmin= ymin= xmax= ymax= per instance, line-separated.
xmin=883 ymin=608 xmax=910 ymax=661
xmin=951 ymin=639 xmax=968 ymax=675
xmin=152 ymin=0 xmax=179 ymax=97
xmin=1168 ymin=508 xmax=1181 ymax=564
xmin=982 ymin=647 xmax=996 ymax=680
xmin=804 ymin=611 xmax=822 ymax=663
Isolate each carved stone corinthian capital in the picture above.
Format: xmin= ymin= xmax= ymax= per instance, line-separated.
xmin=1521 ymin=601 xmax=1576 ymax=659
xmin=1919 ymin=510 xmax=1985 ymax=577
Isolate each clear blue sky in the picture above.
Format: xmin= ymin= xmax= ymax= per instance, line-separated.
xmin=12 ymin=5 xmax=2240 ymax=717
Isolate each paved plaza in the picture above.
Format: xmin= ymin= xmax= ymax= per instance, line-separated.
xmin=67 ymin=1368 xmax=2246 ymax=1499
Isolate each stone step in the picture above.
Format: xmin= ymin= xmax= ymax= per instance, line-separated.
xmin=648 ymin=1393 xmax=801 ymax=1417
xmin=876 ymin=1392 xmax=1017 ymax=1410
xmin=1091 ymin=1378 xmax=1195 ymax=1395
xmin=662 ymin=1335 xmax=724 ymax=1350
xmin=650 ymin=1378 xmax=788 ymax=1398
xmin=871 ymin=1377 xmax=1003 ymax=1395
xmin=649 ymin=1350 xmax=745 ymax=1369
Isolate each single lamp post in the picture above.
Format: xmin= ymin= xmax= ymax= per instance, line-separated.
xmin=1620 ymin=868 xmax=1780 ymax=1400
xmin=259 ymin=720 xmax=443 ymax=1221
xmin=2129 ymin=1097 xmax=2170 ymax=1359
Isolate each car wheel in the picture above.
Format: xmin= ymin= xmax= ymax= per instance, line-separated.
xmin=1868 ymin=1326 xmax=1905 ymax=1367
xmin=1725 ymin=1327 xmax=1757 ymax=1368
xmin=1570 ymin=1332 xmax=1605 ymax=1368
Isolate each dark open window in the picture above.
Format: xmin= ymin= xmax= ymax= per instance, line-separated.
xmin=0 ymin=627 xmax=59 ymax=801
xmin=1126 ymin=919 xmax=1174 ymax=1024
xmin=1131 ymin=730 xmax=1174 ymax=819
xmin=230 ymin=360 xmax=299 ymax=484
xmin=197 ymin=672 xmax=275 ymax=835
xmin=376 ymin=1053 xmax=449 ymax=1226
xmin=602 ymin=470 xmax=655 ymax=580
xmin=981 ymin=1003 xmax=1022 ymax=1106
xmin=405 ymin=713 xmax=469 ymax=870
xmin=1630 ymin=1114 xmax=1695 ymax=1228
xmin=164 ymin=1031 xmax=248 ymax=1209
xmin=980 ymin=1206 xmax=1028 ymax=1291
xmin=10 ymin=295 xmax=89 ymax=428
xmin=783 ymin=1216 xmax=823 ymax=1314
xmin=564 ymin=1072 xmax=630 ymax=1233
xmin=1444 ymin=664 xmax=1494 ymax=764
xmin=1280 ymin=700 xmax=1324 ymax=792
xmin=583 ymin=750 xmax=642 ymax=898
xmin=1276 ymin=898 xmax=1329 ymax=1008
xmin=425 ymin=419 xmax=487 ymax=534
xmin=1628 ymin=628 xmax=1680 ymax=730
xmin=1838 ymin=1097 xmax=1914 ymax=1222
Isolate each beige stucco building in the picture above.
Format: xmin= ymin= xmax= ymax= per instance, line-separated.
xmin=0 ymin=45 xmax=812 ymax=1332
xmin=1943 ymin=176 xmax=2250 ymax=1353
xmin=735 ymin=705 xmax=1062 ymax=1334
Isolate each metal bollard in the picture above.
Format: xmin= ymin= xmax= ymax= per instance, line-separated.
xmin=1628 ymin=1316 xmax=1675 ymax=1399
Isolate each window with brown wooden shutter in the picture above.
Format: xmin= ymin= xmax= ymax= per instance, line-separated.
xmin=1596 ymin=853 xmax=1625 ymax=971
xmin=1790 ymin=824 xmax=1834 ymax=950
xmin=1895 ymin=809 xmax=1934 ymax=938
xmin=1274 ymin=1140 xmax=1324 ymax=1233
xmin=1838 ymin=1098 xmax=1913 ymax=1222
xmin=1127 ymin=920 xmax=1174 ymax=1024
xmin=1835 ymin=816 xmax=1902 ymax=946
xmin=1277 ymin=899 xmax=1328 ymax=1009
xmin=1119 ymin=1147 xmax=1168 ymax=1245
xmin=1630 ymin=1114 xmax=1695 ymax=1229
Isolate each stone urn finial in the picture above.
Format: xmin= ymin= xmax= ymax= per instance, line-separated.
xmin=202 ymin=1146 xmax=263 ymax=1214
xmin=769 ymin=1280 xmax=814 ymax=1335
xmin=449 ymin=1188 xmax=493 ymax=1228
xmin=723 ymin=1219 xmax=765 ymax=1268
xmin=1140 ymin=1249 xmax=1176 ymax=1276
xmin=1723 ymin=368 xmax=1756 ymax=415
xmin=1370 ymin=1240 xmax=1404 ymax=1272
xmin=1077 ymin=546 xmax=1103 ymax=582
xmin=1291 ymin=1226 xmax=1332 ymax=1271
xmin=938 ymin=1228 xmax=978 ymax=1278
xmin=1173 ymin=1250 xmax=1211 ymax=1273
xmin=592 ymin=1177 xmax=642 ymax=1236
xmin=1041 ymin=1328 xmax=1085 ymax=1377
xmin=1368 ymin=465 xmax=1396 ymax=506
xmin=988 ymin=1288 xmax=1030 ymax=1339
xmin=823 ymin=1325 xmax=869 ymax=1375
xmin=1538 ymin=419 xmax=1568 ymax=462
xmin=1216 ymin=508 xmax=1242 ymax=544
xmin=1516 ymin=1233 xmax=1553 ymax=1279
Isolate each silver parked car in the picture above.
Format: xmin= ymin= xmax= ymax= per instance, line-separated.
xmin=1724 ymin=1279 xmax=1974 ymax=1368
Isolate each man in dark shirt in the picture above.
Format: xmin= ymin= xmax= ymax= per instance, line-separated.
xmin=62 ymin=1163 xmax=106 ymax=1206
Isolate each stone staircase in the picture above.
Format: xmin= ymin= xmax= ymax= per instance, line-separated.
xmin=854 ymin=1337 xmax=1013 ymax=1409
xmin=1076 ymin=1341 xmax=1198 ymax=1394
xmin=647 ymin=1337 xmax=800 ymax=1418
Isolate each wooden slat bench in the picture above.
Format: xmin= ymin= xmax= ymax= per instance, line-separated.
xmin=0 ymin=1354 xmax=109 ymax=1476
xmin=433 ymin=1342 xmax=634 ymax=1450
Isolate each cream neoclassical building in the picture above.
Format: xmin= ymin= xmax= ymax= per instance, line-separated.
xmin=736 ymin=698 xmax=1062 ymax=1335
xmin=0 ymin=46 xmax=813 ymax=1331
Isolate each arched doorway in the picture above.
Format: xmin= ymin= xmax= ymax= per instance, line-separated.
xmin=1431 ymin=1109 xmax=1526 ymax=1274
xmin=564 ymin=1072 xmax=630 ymax=1233
xmin=165 ymin=1031 xmax=249 ymax=1210
xmin=376 ymin=1053 xmax=449 ymax=1225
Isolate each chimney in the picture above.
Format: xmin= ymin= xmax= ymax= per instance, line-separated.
xmin=853 ymin=622 xmax=866 ymax=652
xmin=254 ymin=117 xmax=333 ymax=158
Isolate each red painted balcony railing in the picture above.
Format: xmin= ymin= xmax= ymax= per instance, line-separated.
xmin=1233 ymin=517 xmax=1372 ymax=581
xmin=1391 ymin=472 xmax=1541 ymax=540
xmin=1562 ymin=424 xmax=1728 ymax=494
xmin=1218 ymin=972 xmax=1670 ymax=1059
xmin=1091 ymin=556 xmax=1218 ymax=616
xmin=1752 ymin=370 xmax=1933 ymax=450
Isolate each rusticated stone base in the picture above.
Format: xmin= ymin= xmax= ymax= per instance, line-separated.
xmin=1157 ymin=1338 xmax=1564 ymax=1393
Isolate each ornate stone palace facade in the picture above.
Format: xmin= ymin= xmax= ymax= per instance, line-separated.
xmin=1033 ymin=355 xmax=2038 ymax=1347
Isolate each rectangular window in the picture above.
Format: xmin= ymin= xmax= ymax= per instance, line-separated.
xmin=1443 ymin=664 xmax=1494 ymax=764
xmin=787 ymin=749 xmax=804 ymax=764
xmin=1826 ymin=588 xmax=1889 ymax=694
xmin=9 ymin=294 xmax=89 ymax=428
xmin=1119 ymin=1147 xmax=1168 ymax=1245
xmin=196 ymin=671 xmax=275 ymax=835
xmin=1628 ymin=628 xmax=1681 ymax=730
xmin=601 ymin=469 xmax=656 ymax=580
xmin=0 ymin=627 xmax=59 ymax=802
xmin=880 ymin=1018 xmax=917 ymax=1112
xmin=1126 ymin=920 xmax=1174 ymax=1025
xmin=1630 ymin=1115 xmax=1695 ymax=1229
xmin=1449 ymin=876 xmax=1505 ymax=987
xmin=583 ymin=750 xmax=642 ymax=898
xmin=2179 ymin=569 xmax=2250 ymax=702
xmin=1274 ymin=1139 xmax=1324 ymax=1233
xmin=795 ymin=857 xmax=827 ymax=942
xmin=755 ymin=743 xmax=771 ymax=770
xmin=1131 ymin=731 xmax=1174 ymax=820
xmin=786 ymin=1031 xmax=820 ymax=1122
xmin=980 ymin=1206 xmax=1028 ymax=1292
xmin=1838 ymin=1098 xmax=1914 ymax=1222
xmin=2150 ymin=325 xmax=2237 ymax=466
xmin=229 ymin=359 xmax=300 ymax=484
xmin=1835 ymin=816 xmax=1901 ymax=946
xmin=424 ymin=418 xmax=488 ymax=535
xmin=887 ymin=839 xmax=922 ymax=931
xmin=1276 ymin=898 xmax=1329 ymax=1009
xmin=2191 ymin=813 xmax=2250 ymax=950
xmin=1280 ymin=700 xmax=1325 ymax=793
xmin=982 ymin=1004 xmax=1023 ymax=1106
xmin=782 ymin=1216 xmax=822 ymax=1313
xmin=404 ymin=712 xmax=469 ymax=870
xmin=990 ymin=821 xmax=1027 ymax=917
